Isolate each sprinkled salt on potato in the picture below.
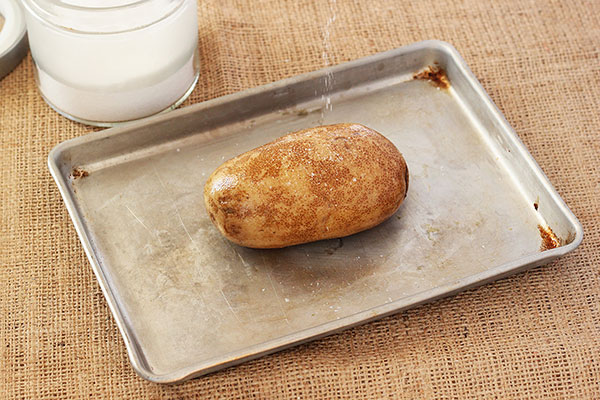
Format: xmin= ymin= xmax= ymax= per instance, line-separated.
xmin=204 ymin=123 xmax=409 ymax=249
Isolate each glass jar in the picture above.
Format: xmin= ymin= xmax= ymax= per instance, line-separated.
xmin=21 ymin=0 xmax=199 ymax=126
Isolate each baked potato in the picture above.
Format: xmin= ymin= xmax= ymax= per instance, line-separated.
xmin=204 ymin=123 xmax=408 ymax=248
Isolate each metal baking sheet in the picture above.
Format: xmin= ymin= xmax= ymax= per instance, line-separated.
xmin=49 ymin=41 xmax=583 ymax=383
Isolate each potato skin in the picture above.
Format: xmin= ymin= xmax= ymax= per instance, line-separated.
xmin=204 ymin=123 xmax=408 ymax=248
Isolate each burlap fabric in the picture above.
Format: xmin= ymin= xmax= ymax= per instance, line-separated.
xmin=1 ymin=0 xmax=599 ymax=398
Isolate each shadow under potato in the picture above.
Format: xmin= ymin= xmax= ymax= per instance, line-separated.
xmin=226 ymin=209 xmax=407 ymax=291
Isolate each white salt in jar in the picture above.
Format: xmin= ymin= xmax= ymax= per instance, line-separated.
xmin=22 ymin=0 xmax=199 ymax=126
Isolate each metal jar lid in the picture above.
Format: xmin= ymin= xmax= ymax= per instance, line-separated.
xmin=0 ymin=0 xmax=28 ymax=80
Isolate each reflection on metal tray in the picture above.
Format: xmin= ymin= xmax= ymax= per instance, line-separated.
xmin=49 ymin=41 xmax=583 ymax=383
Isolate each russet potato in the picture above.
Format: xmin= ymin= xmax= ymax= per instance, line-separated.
xmin=204 ymin=123 xmax=409 ymax=248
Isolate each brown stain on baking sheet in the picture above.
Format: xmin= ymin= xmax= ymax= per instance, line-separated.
xmin=413 ymin=66 xmax=450 ymax=89
xmin=71 ymin=168 xmax=89 ymax=179
xmin=538 ymin=224 xmax=560 ymax=251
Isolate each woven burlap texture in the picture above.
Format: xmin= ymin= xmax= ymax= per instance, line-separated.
xmin=1 ymin=0 xmax=599 ymax=398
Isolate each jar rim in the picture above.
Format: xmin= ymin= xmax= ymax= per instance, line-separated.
xmin=30 ymin=0 xmax=149 ymax=11
xmin=22 ymin=0 xmax=187 ymax=34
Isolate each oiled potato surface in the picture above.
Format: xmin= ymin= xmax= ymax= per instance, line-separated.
xmin=204 ymin=123 xmax=409 ymax=248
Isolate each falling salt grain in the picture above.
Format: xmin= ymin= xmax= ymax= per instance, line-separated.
xmin=284 ymin=298 xmax=290 ymax=303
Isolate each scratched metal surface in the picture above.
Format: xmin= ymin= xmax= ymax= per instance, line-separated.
xmin=49 ymin=41 xmax=582 ymax=383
